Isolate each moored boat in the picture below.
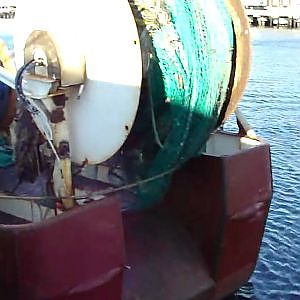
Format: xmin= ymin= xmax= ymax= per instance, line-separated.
xmin=0 ymin=1 xmax=272 ymax=299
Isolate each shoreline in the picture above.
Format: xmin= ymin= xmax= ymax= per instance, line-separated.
xmin=250 ymin=25 xmax=300 ymax=30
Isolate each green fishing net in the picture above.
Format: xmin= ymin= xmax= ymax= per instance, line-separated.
xmin=0 ymin=137 xmax=14 ymax=167
xmin=126 ymin=0 xmax=234 ymax=208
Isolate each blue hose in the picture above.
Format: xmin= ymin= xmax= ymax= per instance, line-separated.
xmin=0 ymin=81 xmax=9 ymax=122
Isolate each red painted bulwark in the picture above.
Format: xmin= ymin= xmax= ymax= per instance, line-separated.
xmin=0 ymin=198 xmax=124 ymax=300
xmin=166 ymin=140 xmax=272 ymax=299
xmin=214 ymin=144 xmax=272 ymax=299
xmin=0 ymin=135 xmax=272 ymax=300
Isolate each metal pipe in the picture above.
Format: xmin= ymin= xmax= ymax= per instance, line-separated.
xmin=235 ymin=108 xmax=257 ymax=139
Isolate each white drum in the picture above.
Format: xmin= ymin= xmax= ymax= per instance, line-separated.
xmin=14 ymin=0 xmax=142 ymax=164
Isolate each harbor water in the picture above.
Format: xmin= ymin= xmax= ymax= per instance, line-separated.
xmin=228 ymin=28 xmax=300 ymax=299
xmin=0 ymin=23 xmax=299 ymax=299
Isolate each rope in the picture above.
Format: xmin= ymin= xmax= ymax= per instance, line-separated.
xmin=0 ymin=166 xmax=177 ymax=203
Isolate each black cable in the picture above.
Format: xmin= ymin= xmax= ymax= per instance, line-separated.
xmin=15 ymin=59 xmax=39 ymax=114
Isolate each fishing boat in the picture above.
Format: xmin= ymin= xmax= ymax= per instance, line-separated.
xmin=0 ymin=0 xmax=272 ymax=299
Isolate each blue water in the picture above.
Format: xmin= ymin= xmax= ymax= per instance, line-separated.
xmin=0 ymin=34 xmax=13 ymax=50
xmin=229 ymin=28 xmax=300 ymax=299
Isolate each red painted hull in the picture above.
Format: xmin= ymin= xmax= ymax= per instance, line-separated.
xmin=165 ymin=138 xmax=272 ymax=299
xmin=0 ymin=134 xmax=272 ymax=299
xmin=0 ymin=200 xmax=125 ymax=300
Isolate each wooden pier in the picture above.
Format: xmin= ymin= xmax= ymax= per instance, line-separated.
xmin=243 ymin=1 xmax=300 ymax=28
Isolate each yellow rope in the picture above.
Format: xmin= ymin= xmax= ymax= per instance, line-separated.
xmin=0 ymin=166 xmax=177 ymax=203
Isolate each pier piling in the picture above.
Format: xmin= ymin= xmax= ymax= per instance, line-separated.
xmin=244 ymin=2 xmax=300 ymax=29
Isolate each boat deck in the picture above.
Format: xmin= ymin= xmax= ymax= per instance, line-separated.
xmin=0 ymin=210 xmax=28 ymax=225
xmin=123 ymin=208 xmax=215 ymax=300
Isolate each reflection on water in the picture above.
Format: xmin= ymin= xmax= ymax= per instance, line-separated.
xmin=226 ymin=28 xmax=300 ymax=299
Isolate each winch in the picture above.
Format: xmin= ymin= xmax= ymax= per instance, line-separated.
xmin=0 ymin=0 xmax=250 ymax=210
xmin=1 ymin=0 xmax=142 ymax=209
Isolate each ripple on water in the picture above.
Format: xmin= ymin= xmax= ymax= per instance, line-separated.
xmin=235 ymin=28 xmax=300 ymax=299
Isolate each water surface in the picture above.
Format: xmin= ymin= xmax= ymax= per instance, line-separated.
xmin=230 ymin=28 xmax=300 ymax=300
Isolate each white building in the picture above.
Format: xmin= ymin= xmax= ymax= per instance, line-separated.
xmin=244 ymin=0 xmax=300 ymax=18
xmin=0 ymin=0 xmax=16 ymax=18
xmin=242 ymin=0 xmax=268 ymax=7
xmin=243 ymin=0 xmax=300 ymax=8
